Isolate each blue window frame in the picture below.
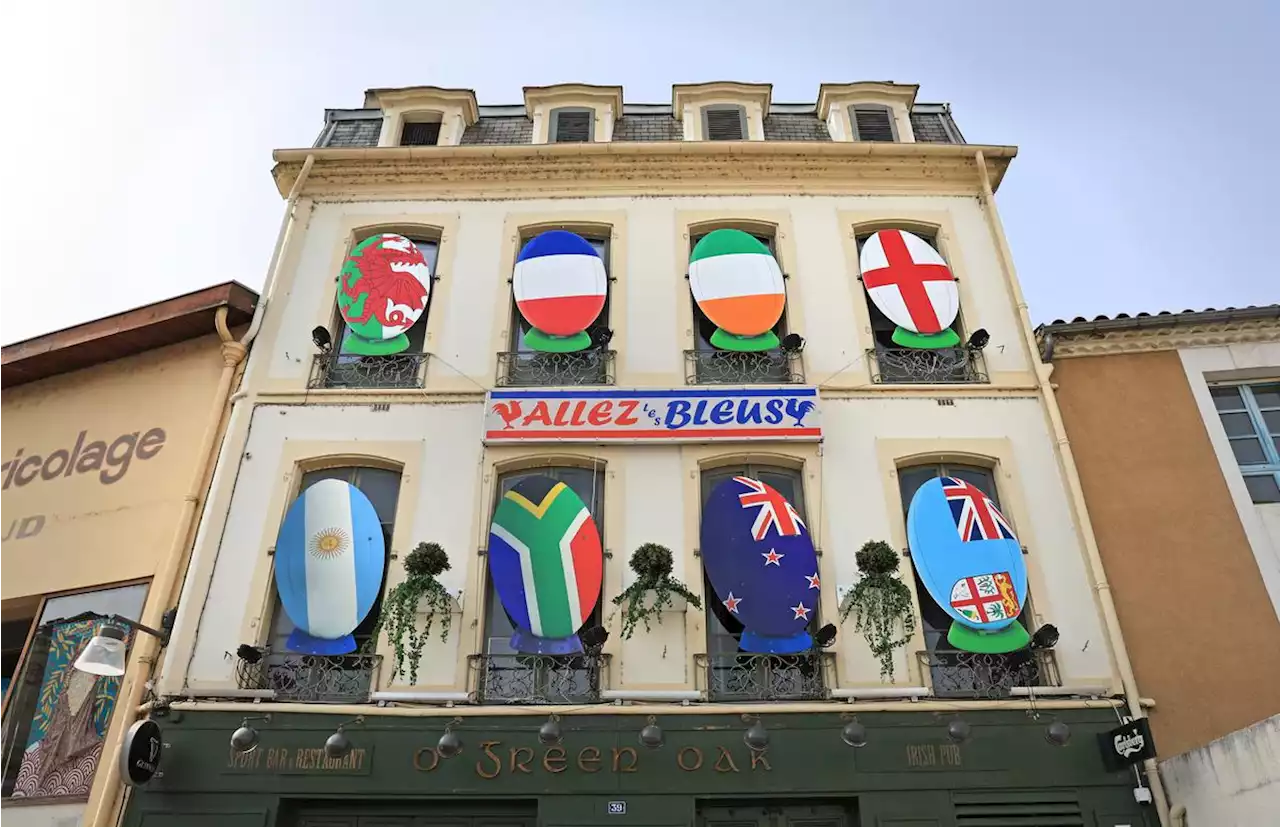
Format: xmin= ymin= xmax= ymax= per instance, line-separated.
xmin=1211 ymin=383 xmax=1280 ymax=504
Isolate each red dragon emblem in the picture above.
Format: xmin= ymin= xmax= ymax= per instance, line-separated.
xmin=339 ymin=234 xmax=431 ymax=330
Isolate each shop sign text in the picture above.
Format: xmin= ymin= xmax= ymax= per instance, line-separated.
xmin=414 ymin=741 xmax=772 ymax=779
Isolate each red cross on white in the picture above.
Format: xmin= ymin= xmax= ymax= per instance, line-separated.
xmin=735 ymin=476 xmax=806 ymax=540
xmin=859 ymin=229 xmax=958 ymax=334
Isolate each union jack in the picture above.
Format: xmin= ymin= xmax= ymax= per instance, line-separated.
xmin=942 ymin=477 xmax=1015 ymax=542
xmin=734 ymin=476 xmax=806 ymax=540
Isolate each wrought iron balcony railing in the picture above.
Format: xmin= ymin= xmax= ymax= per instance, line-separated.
xmin=469 ymin=653 xmax=609 ymax=705
xmin=696 ymin=651 xmax=833 ymax=702
xmin=235 ymin=650 xmax=380 ymax=703
xmin=496 ymin=349 xmax=616 ymax=387
xmin=917 ymin=648 xmax=1059 ymax=700
xmin=684 ymin=349 xmax=804 ymax=385
xmin=868 ymin=346 xmax=987 ymax=384
xmin=308 ymin=352 xmax=428 ymax=389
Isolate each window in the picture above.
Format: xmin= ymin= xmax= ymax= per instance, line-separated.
xmin=478 ymin=465 xmax=606 ymax=703
xmin=1 ymin=618 xmax=34 ymax=703
xmin=850 ymin=105 xmax=897 ymax=142
xmin=400 ymin=121 xmax=441 ymax=147
xmin=1211 ymin=383 xmax=1280 ymax=503
xmin=688 ymin=230 xmax=798 ymax=385
xmin=258 ymin=465 xmax=399 ymax=702
xmin=313 ymin=234 xmax=440 ymax=390
xmin=549 ymin=108 xmax=594 ymax=143
xmin=702 ymin=105 xmax=747 ymax=140
xmin=501 ymin=233 xmax=613 ymax=387
xmin=1 ymin=583 xmax=147 ymax=799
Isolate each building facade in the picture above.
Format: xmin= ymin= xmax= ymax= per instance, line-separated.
xmin=1043 ymin=307 xmax=1280 ymax=826
xmin=1 ymin=283 xmax=257 ymax=827
xmin=130 ymin=82 xmax=1159 ymax=827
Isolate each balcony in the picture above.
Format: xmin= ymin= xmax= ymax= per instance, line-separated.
xmin=308 ymin=352 xmax=428 ymax=389
xmin=496 ymin=350 xmax=616 ymax=387
xmin=234 ymin=650 xmax=380 ymax=703
xmin=469 ymin=652 xmax=609 ymax=704
xmin=868 ymin=346 xmax=987 ymax=384
xmin=696 ymin=651 xmax=833 ymax=702
xmin=685 ymin=349 xmax=804 ymax=385
xmin=917 ymin=648 xmax=1060 ymax=699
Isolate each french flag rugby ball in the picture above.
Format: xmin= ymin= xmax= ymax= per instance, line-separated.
xmin=700 ymin=476 xmax=820 ymax=654
xmin=273 ymin=479 xmax=386 ymax=655
xmin=858 ymin=229 xmax=959 ymax=335
xmin=906 ymin=476 xmax=1028 ymax=652
xmin=688 ymin=229 xmax=785 ymax=338
xmin=488 ymin=476 xmax=603 ymax=655
xmin=512 ymin=230 xmax=607 ymax=342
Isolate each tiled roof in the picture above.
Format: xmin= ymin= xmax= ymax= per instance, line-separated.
xmin=459 ymin=116 xmax=534 ymax=145
xmin=613 ymin=114 xmax=682 ymax=141
xmin=762 ymin=113 xmax=831 ymax=142
xmin=1042 ymin=305 xmax=1280 ymax=330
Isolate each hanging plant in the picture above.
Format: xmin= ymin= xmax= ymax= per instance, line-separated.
xmin=837 ymin=540 xmax=917 ymax=682
xmin=610 ymin=543 xmax=702 ymax=640
xmin=367 ymin=542 xmax=454 ymax=685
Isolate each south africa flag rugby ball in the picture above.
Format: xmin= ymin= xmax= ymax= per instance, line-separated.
xmin=688 ymin=229 xmax=786 ymax=352
xmin=512 ymin=230 xmax=607 ymax=353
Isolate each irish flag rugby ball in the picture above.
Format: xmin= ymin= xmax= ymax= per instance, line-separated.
xmin=688 ymin=229 xmax=785 ymax=352
xmin=512 ymin=230 xmax=607 ymax=353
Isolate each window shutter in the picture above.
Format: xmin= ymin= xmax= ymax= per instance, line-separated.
xmin=705 ymin=108 xmax=746 ymax=140
xmin=852 ymin=107 xmax=896 ymax=142
xmin=400 ymin=121 xmax=441 ymax=146
xmin=552 ymin=110 xmax=593 ymax=143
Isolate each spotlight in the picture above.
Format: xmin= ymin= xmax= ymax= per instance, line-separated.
xmin=235 ymin=643 xmax=265 ymax=664
xmin=966 ymin=329 xmax=990 ymax=350
xmin=437 ymin=718 xmax=463 ymax=758
xmin=580 ymin=625 xmax=610 ymax=651
xmin=1031 ymin=624 xmax=1060 ymax=650
xmin=947 ymin=719 xmax=972 ymax=744
xmin=591 ymin=327 xmax=615 ymax=349
xmin=539 ymin=714 xmax=562 ymax=746
xmin=840 ymin=718 xmax=868 ymax=748
xmin=781 ymin=333 xmax=806 ymax=353
xmin=230 ymin=715 xmax=270 ymax=754
xmin=743 ymin=716 xmax=769 ymax=750
xmin=814 ymin=623 xmax=838 ymax=648
xmin=639 ymin=716 xmax=664 ymax=749
xmin=324 ymin=716 xmax=363 ymax=760
xmin=312 ymin=326 xmax=333 ymax=352
xmin=1045 ymin=720 xmax=1071 ymax=747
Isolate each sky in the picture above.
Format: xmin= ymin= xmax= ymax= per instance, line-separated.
xmin=1 ymin=0 xmax=1276 ymax=344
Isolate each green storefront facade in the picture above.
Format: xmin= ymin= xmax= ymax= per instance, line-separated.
xmin=122 ymin=707 xmax=1156 ymax=827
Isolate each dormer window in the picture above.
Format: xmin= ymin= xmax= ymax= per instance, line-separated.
xmin=702 ymin=106 xmax=747 ymax=141
xmin=850 ymin=105 xmax=897 ymax=142
xmin=400 ymin=120 xmax=441 ymax=146
xmin=550 ymin=108 xmax=594 ymax=143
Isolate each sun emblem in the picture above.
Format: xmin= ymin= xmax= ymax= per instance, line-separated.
xmin=309 ymin=527 xmax=350 ymax=559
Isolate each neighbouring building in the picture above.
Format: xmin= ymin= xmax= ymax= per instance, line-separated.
xmin=130 ymin=82 xmax=1162 ymax=827
xmin=1 ymin=283 xmax=257 ymax=827
xmin=1043 ymin=306 xmax=1280 ymax=827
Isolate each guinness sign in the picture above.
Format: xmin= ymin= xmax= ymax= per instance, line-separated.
xmin=120 ymin=719 xmax=163 ymax=786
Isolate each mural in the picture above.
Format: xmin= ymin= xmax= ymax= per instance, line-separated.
xmin=273 ymin=479 xmax=386 ymax=655
xmin=337 ymin=233 xmax=433 ymax=356
xmin=512 ymin=230 xmax=607 ymax=353
xmin=906 ymin=476 xmax=1029 ymax=653
xmin=859 ymin=229 xmax=960 ymax=349
xmin=688 ymin=229 xmax=786 ymax=352
xmin=701 ymin=476 xmax=819 ymax=654
xmin=11 ymin=618 xmax=126 ymax=799
xmin=488 ymin=476 xmax=603 ymax=654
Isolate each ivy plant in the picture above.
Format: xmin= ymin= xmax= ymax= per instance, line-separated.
xmin=837 ymin=540 xmax=917 ymax=682
xmin=610 ymin=543 xmax=702 ymax=640
xmin=367 ymin=542 xmax=454 ymax=685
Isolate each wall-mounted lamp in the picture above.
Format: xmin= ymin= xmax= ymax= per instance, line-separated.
xmin=639 ymin=716 xmax=664 ymax=749
xmin=966 ymin=328 xmax=990 ymax=350
xmin=230 ymin=715 xmax=271 ymax=754
xmin=946 ymin=718 xmax=972 ymax=744
xmin=742 ymin=714 xmax=769 ymax=750
xmin=312 ymin=326 xmax=333 ymax=353
xmin=324 ymin=716 xmax=365 ymax=759
xmin=840 ymin=713 xmax=868 ymax=748
xmin=781 ymin=333 xmax=806 ymax=354
xmin=1030 ymin=624 xmax=1060 ymax=650
xmin=1045 ymin=720 xmax=1071 ymax=747
xmin=538 ymin=713 xmax=562 ymax=746
xmin=74 ymin=615 xmax=171 ymax=677
xmin=814 ymin=623 xmax=838 ymax=648
xmin=437 ymin=717 xmax=463 ymax=759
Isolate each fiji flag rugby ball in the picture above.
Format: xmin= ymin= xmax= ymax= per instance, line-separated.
xmin=273 ymin=479 xmax=387 ymax=655
xmin=688 ymin=229 xmax=786 ymax=352
xmin=512 ymin=230 xmax=607 ymax=353
xmin=906 ymin=476 xmax=1029 ymax=653
xmin=488 ymin=476 xmax=604 ymax=654
xmin=701 ymin=476 xmax=821 ymax=654
xmin=336 ymin=233 xmax=432 ymax=357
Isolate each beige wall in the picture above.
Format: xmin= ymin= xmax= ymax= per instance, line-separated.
xmin=1053 ymin=350 xmax=1280 ymax=757
xmin=1 ymin=333 xmax=231 ymax=602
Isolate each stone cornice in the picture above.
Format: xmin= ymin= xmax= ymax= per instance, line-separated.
xmin=1044 ymin=317 xmax=1280 ymax=358
xmin=271 ymin=141 xmax=1015 ymax=199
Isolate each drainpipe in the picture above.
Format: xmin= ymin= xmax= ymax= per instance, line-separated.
xmin=1170 ymin=803 xmax=1188 ymax=827
xmin=83 ymin=308 xmax=248 ymax=827
xmin=974 ymin=150 xmax=1171 ymax=827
